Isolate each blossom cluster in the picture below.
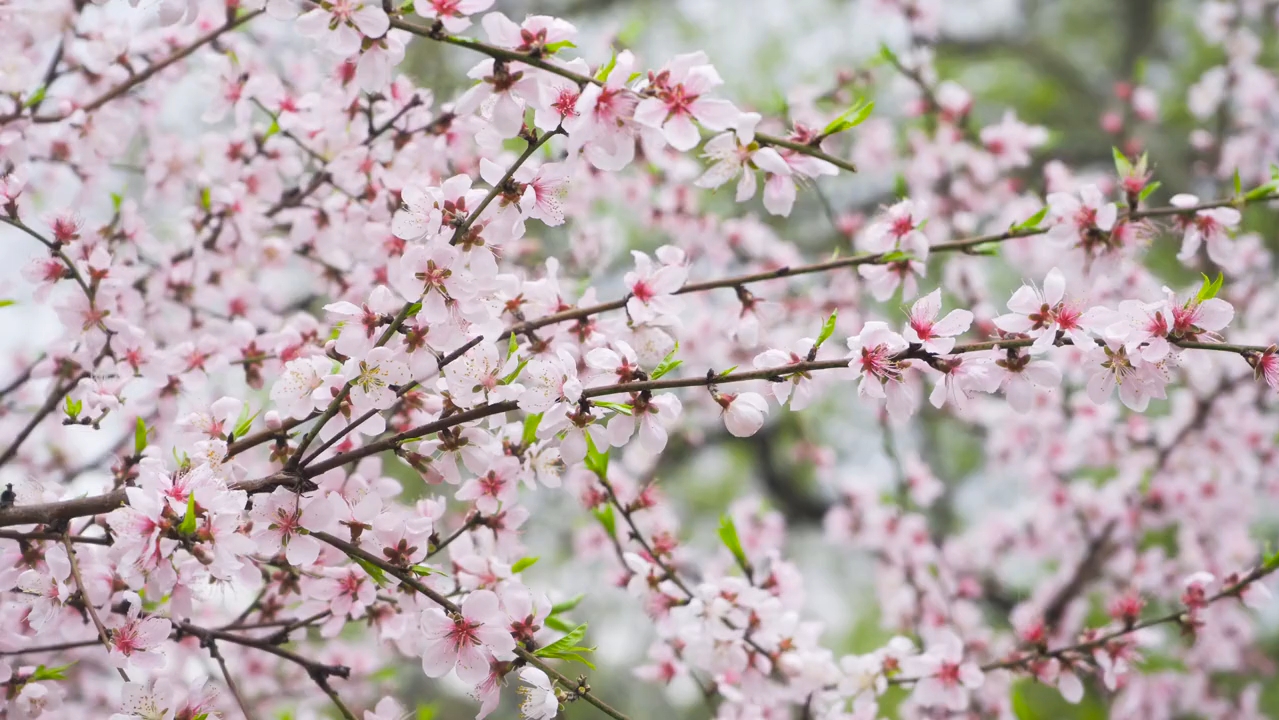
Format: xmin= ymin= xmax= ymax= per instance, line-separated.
xmin=0 ymin=0 xmax=1277 ymax=719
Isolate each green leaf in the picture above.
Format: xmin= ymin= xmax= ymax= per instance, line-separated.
xmin=507 ymin=331 xmax=519 ymax=359
xmin=405 ymin=301 xmax=423 ymax=317
xmin=1013 ymin=206 xmax=1049 ymax=231
xmin=544 ymin=40 xmax=576 ymax=54
xmin=499 ymin=358 xmax=529 ymax=385
xmin=134 ymin=417 xmax=148 ymax=455
xmin=1196 ymin=272 xmax=1224 ymax=303
xmin=1262 ymin=545 xmax=1279 ymax=572
xmin=550 ymin=594 xmax=585 ymax=615
xmin=30 ymin=662 xmax=76 ymax=682
xmin=544 ymin=615 xmax=575 ymax=633
xmin=521 ymin=413 xmax=543 ymax=447
xmin=110 ymin=193 xmax=123 ymax=213
xmin=410 ymin=564 xmax=446 ymax=577
xmin=717 ymin=514 xmax=751 ymax=573
xmin=355 ymin=557 xmax=389 ymax=586
xmin=200 ymin=187 xmax=211 ymax=211
xmin=1234 ymin=169 xmax=1243 ymax=197
xmin=822 ymin=99 xmax=874 ymax=136
xmin=534 ymin=623 xmax=596 ymax=668
xmin=177 ymin=493 xmax=198 ymax=535
xmin=1138 ymin=181 xmax=1162 ymax=203
xmin=649 ymin=342 xmax=682 ymax=380
xmin=415 ymin=704 xmax=438 ymax=720
xmin=511 ymin=556 xmax=539 ymax=573
xmin=591 ymin=400 xmax=632 ymax=415
xmin=234 ymin=407 xmax=260 ymax=439
xmin=592 ymin=504 xmax=616 ymax=538
xmin=63 ymin=396 xmax=82 ymax=419
xmin=814 ymin=310 xmax=837 ymax=350
xmin=877 ymin=43 xmax=899 ymax=68
xmin=595 ymin=48 xmax=618 ymax=82
xmin=717 ymin=365 xmax=739 ymax=378
xmin=1244 ymin=181 xmax=1278 ymax=202
xmin=22 ymin=86 xmax=47 ymax=109
xmin=192 ymin=715 xmax=209 ymax=720
xmin=0 ymin=299 xmax=16 ymax=309
xmin=878 ymin=250 xmax=911 ymax=263
xmin=1112 ymin=147 xmax=1132 ymax=176
xmin=584 ymin=432 xmax=609 ymax=477
xmin=263 ymin=116 xmax=281 ymax=140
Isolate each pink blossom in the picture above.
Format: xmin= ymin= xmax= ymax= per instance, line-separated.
xmin=1170 ymin=194 xmax=1241 ymax=266
xmin=420 ymin=589 xmax=516 ymax=684
xmin=634 ymin=52 xmax=740 ymax=151
xmin=904 ymin=289 xmax=972 ymax=355
xmin=899 ymin=631 xmax=983 ymax=712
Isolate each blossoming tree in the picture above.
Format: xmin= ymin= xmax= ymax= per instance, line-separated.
xmin=1 ymin=0 xmax=1278 ymax=718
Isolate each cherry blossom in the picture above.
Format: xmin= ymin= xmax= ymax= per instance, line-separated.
xmin=899 ymin=631 xmax=984 ymax=712
xmin=847 ymin=322 xmax=914 ymax=421
xmin=1171 ymin=194 xmax=1241 ymax=266
xmin=420 ymin=589 xmax=517 ymax=684
xmin=903 ymin=289 xmax=972 ymax=354
xmin=517 ymin=667 xmax=559 ymax=720
xmin=634 ymin=52 xmax=740 ymax=151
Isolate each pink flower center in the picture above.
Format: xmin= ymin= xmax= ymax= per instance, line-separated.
xmin=937 ymin=661 xmax=961 ymax=687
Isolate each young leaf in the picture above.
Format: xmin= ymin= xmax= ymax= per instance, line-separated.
xmin=544 ymin=615 xmax=575 ymax=633
xmin=536 ymin=623 xmax=587 ymax=653
xmin=1013 ymin=206 xmax=1049 ymax=231
xmin=499 ymin=358 xmax=529 ymax=385
xmin=200 ymin=187 xmax=211 ymax=211
xmin=533 ymin=623 xmax=596 ymax=668
xmin=177 ymin=493 xmax=198 ymax=535
xmin=30 ymin=662 xmax=76 ymax=682
xmin=263 ymin=116 xmax=281 ymax=140
xmin=718 ymin=514 xmax=751 ymax=573
xmin=878 ymin=44 xmax=900 ymax=68
xmin=544 ymin=40 xmax=576 ymax=54
xmin=355 ymin=557 xmax=389 ymax=586
xmin=592 ymin=504 xmax=616 ymax=538
xmin=595 ymin=48 xmax=618 ymax=82
xmin=584 ymin=432 xmax=609 ymax=478
xmin=814 ymin=309 xmax=838 ymax=350
xmin=521 ymin=413 xmax=543 ymax=447
xmin=649 ymin=342 xmax=681 ymax=380
xmin=0 ymin=299 xmax=16 ymax=308
xmin=1234 ymin=169 xmax=1243 ymax=197
xmin=511 ymin=556 xmax=539 ymax=573
xmin=22 ymin=86 xmax=47 ymax=109
xmin=1196 ymin=272 xmax=1224 ymax=302
xmin=550 ymin=594 xmax=585 ymax=615
xmin=1138 ymin=181 xmax=1162 ymax=203
xmin=1244 ymin=181 xmax=1278 ymax=202
xmin=1112 ymin=147 xmax=1132 ymax=176
xmin=591 ymin=400 xmax=633 ymax=415
xmin=411 ymin=564 xmax=446 ymax=577
xmin=234 ymin=408 xmax=260 ymax=439
xmin=822 ymin=99 xmax=875 ymax=136
xmin=134 ymin=417 xmax=148 ymax=455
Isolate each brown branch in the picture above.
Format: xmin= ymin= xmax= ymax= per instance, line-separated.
xmin=62 ymin=534 xmax=130 ymax=681
xmin=892 ymin=560 xmax=1279 ymax=684
xmin=387 ymin=17 xmax=857 ymax=174
xmin=2 ymin=333 xmax=1270 ymax=530
xmin=32 ymin=11 xmax=264 ymax=123
xmin=309 ymin=530 xmax=631 ymax=720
